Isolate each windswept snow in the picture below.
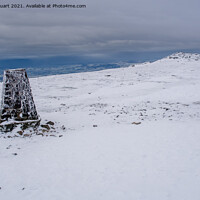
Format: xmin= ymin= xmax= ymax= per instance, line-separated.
xmin=0 ymin=53 xmax=200 ymax=200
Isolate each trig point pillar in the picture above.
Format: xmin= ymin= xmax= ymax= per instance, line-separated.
xmin=0 ymin=69 xmax=39 ymax=131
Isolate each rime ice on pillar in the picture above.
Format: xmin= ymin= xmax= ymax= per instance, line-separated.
xmin=0 ymin=69 xmax=38 ymax=122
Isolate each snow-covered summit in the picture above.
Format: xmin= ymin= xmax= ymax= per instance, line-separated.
xmin=0 ymin=53 xmax=200 ymax=200
xmin=167 ymin=52 xmax=200 ymax=61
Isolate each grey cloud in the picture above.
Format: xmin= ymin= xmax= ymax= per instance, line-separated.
xmin=0 ymin=0 xmax=200 ymax=59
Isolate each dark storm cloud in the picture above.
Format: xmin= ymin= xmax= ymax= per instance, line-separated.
xmin=0 ymin=0 xmax=200 ymax=58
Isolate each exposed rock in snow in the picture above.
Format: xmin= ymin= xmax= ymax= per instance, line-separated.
xmin=167 ymin=52 xmax=200 ymax=61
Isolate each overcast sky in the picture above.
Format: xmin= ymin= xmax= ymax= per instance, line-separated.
xmin=0 ymin=0 xmax=200 ymax=60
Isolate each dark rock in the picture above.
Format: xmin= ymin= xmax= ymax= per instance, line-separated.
xmin=17 ymin=131 xmax=23 ymax=135
xmin=37 ymin=133 xmax=44 ymax=136
xmin=41 ymin=124 xmax=50 ymax=130
xmin=23 ymin=134 xmax=30 ymax=137
xmin=132 ymin=122 xmax=141 ymax=125
xmin=46 ymin=121 xmax=54 ymax=126
xmin=21 ymin=120 xmax=40 ymax=131
xmin=42 ymin=129 xmax=47 ymax=133
xmin=0 ymin=123 xmax=15 ymax=132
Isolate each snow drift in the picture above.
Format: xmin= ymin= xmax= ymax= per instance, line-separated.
xmin=0 ymin=52 xmax=200 ymax=200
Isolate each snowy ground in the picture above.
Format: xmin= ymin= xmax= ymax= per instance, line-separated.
xmin=0 ymin=52 xmax=200 ymax=200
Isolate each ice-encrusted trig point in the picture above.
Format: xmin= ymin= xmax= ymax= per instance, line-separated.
xmin=0 ymin=69 xmax=40 ymax=132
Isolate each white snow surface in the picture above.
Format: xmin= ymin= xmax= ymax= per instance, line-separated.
xmin=0 ymin=53 xmax=200 ymax=200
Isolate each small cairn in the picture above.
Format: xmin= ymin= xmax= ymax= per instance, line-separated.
xmin=0 ymin=69 xmax=40 ymax=132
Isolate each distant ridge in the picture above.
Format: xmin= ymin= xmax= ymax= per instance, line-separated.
xmin=1 ymin=52 xmax=200 ymax=81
